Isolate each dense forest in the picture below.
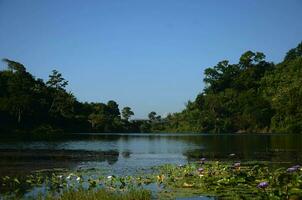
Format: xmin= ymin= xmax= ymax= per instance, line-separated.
xmin=0 ymin=59 xmax=160 ymax=134
xmin=0 ymin=42 xmax=301 ymax=135
xmin=164 ymin=42 xmax=302 ymax=133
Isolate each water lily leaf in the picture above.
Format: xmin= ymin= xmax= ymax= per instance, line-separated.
xmin=289 ymin=188 xmax=302 ymax=195
xmin=183 ymin=182 xmax=194 ymax=188
xmin=26 ymin=179 xmax=32 ymax=184
xmin=14 ymin=178 xmax=20 ymax=184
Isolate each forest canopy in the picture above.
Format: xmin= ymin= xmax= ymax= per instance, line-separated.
xmin=0 ymin=42 xmax=302 ymax=134
xmin=164 ymin=42 xmax=302 ymax=133
xmin=0 ymin=60 xmax=150 ymax=134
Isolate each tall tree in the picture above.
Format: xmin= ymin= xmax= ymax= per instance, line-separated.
xmin=46 ymin=70 xmax=75 ymax=118
xmin=148 ymin=111 xmax=157 ymax=121
xmin=122 ymin=107 xmax=134 ymax=121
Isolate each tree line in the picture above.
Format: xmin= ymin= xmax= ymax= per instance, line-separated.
xmin=1 ymin=42 xmax=301 ymax=135
xmin=163 ymin=42 xmax=302 ymax=133
xmin=0 ymin=59 xmax=163 ymax=135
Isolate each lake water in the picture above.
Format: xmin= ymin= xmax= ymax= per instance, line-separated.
xmin=0 ymin=133 xmax=301 ymax=176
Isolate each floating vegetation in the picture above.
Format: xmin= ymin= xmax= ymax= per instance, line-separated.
xmin=1 ymin=160 xmax=302 ymax=199
xmin=42 ymin=188 xmax=151 ymax=200
xmin=155 ymin=161 xmax=302 ymax=199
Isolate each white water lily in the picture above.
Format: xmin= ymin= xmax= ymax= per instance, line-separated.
xmin=76 ymin=177 xmax=81 ymax=181
xmin=66 ymin=173 xmax=74 ymax=180
xmin=107 ymin=175 xmax=113 ymax=179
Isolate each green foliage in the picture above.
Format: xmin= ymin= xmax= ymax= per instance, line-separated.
xmin=156 ymin=162 xmax=302 ymax=199
xmin=0 ymin=60 xmax=142 ymax=134
xmin=163 ymin=42 xmax=302 ymax=133
xmin=44 ymin=188 xmax=151 ymax=200
xmin=1 ymin=41 xmax=302 ymax=134
xmin=261 ymin=54 xmax=302 ymax=133
xmin=122 ymin=107 xmax=134 ymax=121
xmin=1 ymin=161 xmax=301 ymax=199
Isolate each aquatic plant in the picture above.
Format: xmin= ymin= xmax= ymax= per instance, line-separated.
xmin=197 ymin=168 xmax=204 ymax=173
xmin=287 ymin=165 xmax=301 ymax=173
xmin=155 ymin=161 xmax=302 ymax=199
xmin=42 ymin=188 xmax=151 ymax=200
xmin=1 ymin=161 xmax=302 ymax=199
xmin=257 ymin=181 xmax=269 ymax=189
xmin=200 ymin=157 xmax=206 ymax=164
xmin=233 ymin=162 xmax=241 ymax=168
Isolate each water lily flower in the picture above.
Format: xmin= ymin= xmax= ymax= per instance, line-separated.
xmin=200 ymin=158 xmax=206 ymax=164
xmin=76 ymin=177 xmax=81 ymax=181
xmin=257 ymin=181 xmax=269 ymax=189
xmin=198 ymin=168 xmax=204 ymax=173
xmin=156 ymin=174 xmax=165 ymax=182
xmin=286 ymin=165 xmax=301 ymax=173
xmin=287 ymin=167 xmax=298 ymax=173
xmin=233 ymin=162 xmax=241 ymax=168
xmin=58 ymin=175 xmax=63 ymax=179
xmin=229 ymin=153 xmax=236 ymax=157
xmin=292 ymin=165 xmax=301 ymax=169
xmin=66 ymin=173 xmax=75 ymax=180
xmin=107 ymin=175 xmax=113 ymax=179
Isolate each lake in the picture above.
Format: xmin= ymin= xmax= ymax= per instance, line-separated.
xmin=0 ymin=133 xmax=301 ymax=177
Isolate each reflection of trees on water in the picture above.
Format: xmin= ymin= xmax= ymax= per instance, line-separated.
xmin=0 ymin=149 xmax=120 ymax=176
xmin=2 ymin=134 xmax=301 ymax=175
xmin=84 ymin=134 xmax=302 ymax=164
xmin=181 ymin=134 xmax=302 ymax=164
xmin=122 ymin=150 xmax=131 ymax=158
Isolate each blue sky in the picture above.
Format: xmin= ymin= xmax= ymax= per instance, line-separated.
xmin=0 ymin=0 xmax=301 ymax=118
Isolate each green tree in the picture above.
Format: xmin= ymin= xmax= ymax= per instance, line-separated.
xmin=1 ymin=59 xmax=35 ymax=125
xmin=47 ymin=70 xmax=75 ymax=118
xmin=148 ymin=111 xmax=157 ymax=121
xmin=122 ymin=107 xmax=134 ymax=121
xmin=46 ymin=70 xmax=68 ymax=90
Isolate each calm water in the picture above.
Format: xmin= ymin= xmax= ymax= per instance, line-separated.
xmin=0 ymin=133 xmax=301 ymax=176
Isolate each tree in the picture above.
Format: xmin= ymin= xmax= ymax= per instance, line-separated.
xmin=2 ymin=58 xmax=26 ymax=73
xmin=46 ymin=70 xmax=75 ymax=118
xmin=122 ymin=107 xmax=134 ymax=121
xmin=1 ymin=59 xmax=34 ymax=125
xmin=284 ymin=42 xmax=302 ymax=61
xmin=148 ymin=111 xmax=157 ymax=121
xmin=162 ymin=49 xmax=275 ymax=133
xmin=47 ymin=70 xmax=68 ymax=90
xmin=107 ymin=100 xmax=120 ymax=118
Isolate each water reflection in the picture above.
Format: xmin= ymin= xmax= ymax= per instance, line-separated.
xmin=0 ymin=133 xmax=301 ymax=176
xmin=0 ymin=149 xmax=119 ymax=176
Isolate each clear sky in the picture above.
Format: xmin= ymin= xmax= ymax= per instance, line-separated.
xmin=0 ymin=0 xmax=301 ymax=118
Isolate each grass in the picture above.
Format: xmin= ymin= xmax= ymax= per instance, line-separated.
xmin=43 ymin=188 xmax=151 ymax=200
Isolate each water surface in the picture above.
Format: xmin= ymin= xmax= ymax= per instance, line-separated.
xmin=0 ymin=133 xmax=301 ymax=176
